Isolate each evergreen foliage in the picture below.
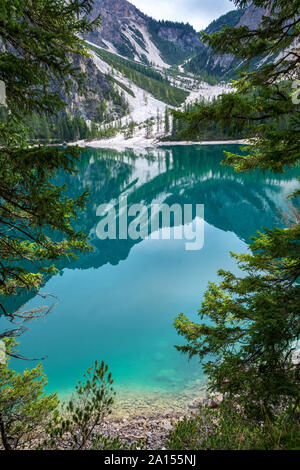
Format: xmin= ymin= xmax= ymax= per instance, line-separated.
xmin=0 ymin=339 xmax=58 ymax=450
xmin=174 ymin=0 xmax=300 ymax=423
xmin=148 ymin=19 xmax=195 ymax=66
xmin=168 ymin=404 xmax=300 ymax=450
xmin=15 ymin=109 xmax=124 ymax=144
xmin=0 ymin=1 xmax=100 ymax=339
xmin=42 ymin=360 xmax=115 ymax=450
xmin=26 ymin=113 xmax=91 ymax=143
xmin=205 ymin=9 xmax=246 ymax=34
xmin=89 ymin=44 xmax=189 ymax=107
xmin=0 ymin=345 xmax=142 ymax=450
xmin=184 ymin=8 xmax=249 ymax=78
xmin=168 ymin=99 xmax=246 ymax=141
xmin=115 ymin=33 xmax=136 ymax=60
xmin=0 ymin=0 xmax=101 ymax=116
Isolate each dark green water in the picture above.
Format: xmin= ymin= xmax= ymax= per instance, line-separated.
xmin=3 ymin=145 xmax=299 ymax=414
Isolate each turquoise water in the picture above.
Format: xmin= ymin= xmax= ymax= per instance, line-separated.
xmin=2 ymin=145 xmax=299 ymax=414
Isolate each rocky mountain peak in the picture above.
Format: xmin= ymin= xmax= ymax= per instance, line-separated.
xmin=236 ymin=3 xmax=268 ymax=29
xmin=85 ymin=0 xmax=201 ymax=66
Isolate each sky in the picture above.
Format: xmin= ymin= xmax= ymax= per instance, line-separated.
xmin=130 ymin=0 xmax=236 ymax=31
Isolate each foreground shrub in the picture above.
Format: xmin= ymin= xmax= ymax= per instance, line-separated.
xmin=41 ymin=360 xmax=115 ymax=450
xmin=0 ymin=339 xmax=58 ymax=450
xmin=41 ymin=360 xmax=145 ymax=450
xmin=167 ymin=403 xmax=300 ymax=450
xmin=0 ymin=347 xmax=143 ymax=450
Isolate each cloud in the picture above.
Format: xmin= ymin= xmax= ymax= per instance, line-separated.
xmin=130 ymin=0 xmax=235 ymax=31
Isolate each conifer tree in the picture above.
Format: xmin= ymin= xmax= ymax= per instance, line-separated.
xmin=0 ymin=1 xmax=99 ymax=339
xmin=174 ymin=0 xmax=300 ymax=420
xmin=164 ymin=107 xmax=170 ymax=134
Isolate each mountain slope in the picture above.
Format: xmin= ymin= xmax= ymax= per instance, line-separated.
xmin=88 ymin=43 xmax=189 ymax=107
xmin=5 ymin=1 xmax=284 ymax=145
xmin=62 ymin=2 xmax=253 ymax=122
xmin=85 ymin=0 xmax=201 ymax=66
xmin=42 ymin=1 xmax=276 ymax=135
xmin=84 ymin=1 xmax=274 ymax=82
xmin=62 ymin=53 xmax=129 ymax=121
xmin=184 ymin=4 xmax=269 ymax=79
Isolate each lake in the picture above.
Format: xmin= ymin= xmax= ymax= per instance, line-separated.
xmin=3 ymin=145 xmax=299 ymax=416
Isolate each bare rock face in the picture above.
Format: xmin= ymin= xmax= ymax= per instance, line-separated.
xmin=61 ymin=54 xmax=109 ymax=120
xmin=85 ymin=1 xmax=273 ymax=75
xmin=86 ymin=0 xmax=147 ymax=50
xmin=236 ymin=3 xmax=267 ymax=29
xmin=185 ymin=3 xmax=271 ymax=78
xmin=85 ymin=0 xmax=201 ymax=63
xmin=58 ymin=53 xmax=127 ymax=121
xmin=213 ymin=3 xmax=269 ymax=74
xmin=24 ymin=2 xmax=279 ymax=120
xmin=153 ymin=23 xmax=202 ymax=51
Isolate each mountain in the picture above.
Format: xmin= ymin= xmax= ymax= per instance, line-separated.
xmin=64 ymin=1 xmax=272 ymax=116
xmin=47 ymin=0 xmax=202 ymax=125
xmin=85 ymin=1 xmax=272 ymax=78
xmin=85 ymin=0 xmax=202 ymax=66
xmin=62 ymin=53 xmax=129 ymax=121
xmin=29 ymin=1 xmax=275 ymax=136
xmin=184 ymin=4 xmax=270 ymax=79
xmin=2 ymin=1 xmax=276 ymax=128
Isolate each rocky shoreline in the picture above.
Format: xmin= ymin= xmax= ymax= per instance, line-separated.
xmin=109 ymin=380 xmax=207 ymax=418
xmin=98 ymin=411 xmax=185 ymax=450
xmin=97 ymin=392 xmax=213 ymax=450
xmin=58 ymin=376 xmax=213 ymax=449
xmin=98 ymin=399 xmax=207 ymax=450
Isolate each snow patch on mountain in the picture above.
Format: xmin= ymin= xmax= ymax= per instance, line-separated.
xmin=88 ymin=40 xmax=169 ymax=126
xmin=84 ymin=40 xmax=234 ymax=149
xmin=119 ymin=24 xmax=170 ymax=69
xmin=139 ymin=27 xmax=170 ymax=69
xmin=88 ymin=47 xmax=112 ymax=74
xmin=121 ymin=28 xmax=145 ymax=62
xmin=186 ymin=82 xmax=232 ymax=104
xmin=101 ymin=39 xmax=118 ymax=54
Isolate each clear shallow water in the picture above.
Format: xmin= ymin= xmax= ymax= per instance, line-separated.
xmin=3 ymin=145 xmax=299 ymax=415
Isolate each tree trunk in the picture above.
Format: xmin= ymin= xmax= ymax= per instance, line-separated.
xmin=0 ymin=412 xmax=12 ymax=450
